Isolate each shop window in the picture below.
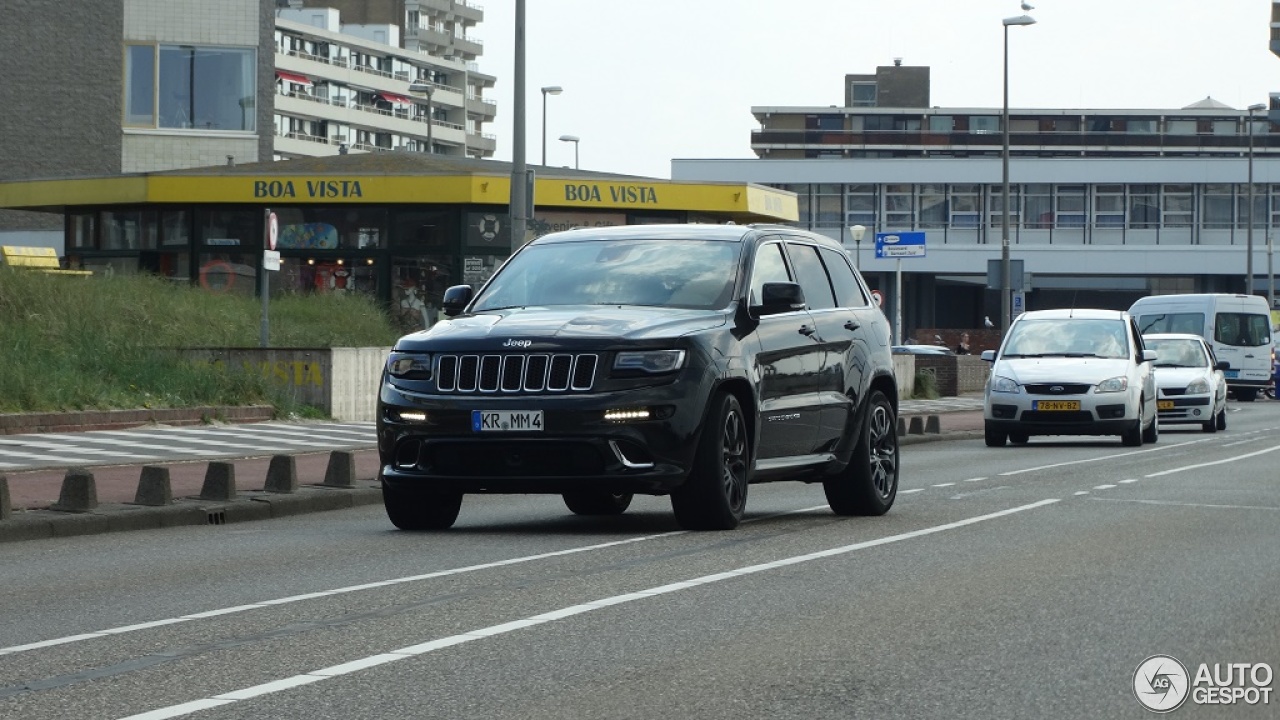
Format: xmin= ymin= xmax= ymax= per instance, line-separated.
xmin=272 ymin=207 xmax=386 ymax=250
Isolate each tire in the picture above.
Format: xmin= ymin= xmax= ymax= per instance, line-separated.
xmin=563 ymin=491 xmax=633 ymax=516
xmin=1142 ymin=413 xmax=1159 ymax=444
xmin=1216 ymin=407 xmax=1227 ymax=431
xmin=671 ymin=392 xmax=750 ymax=530
xmin=1202 ymin=415 xmax=1217 ymax=433
xmin=1121 ymin=409 xmax=1143 ymax=447
xmin=1238 ymin=388 xmax=1258 ymax=402
xmin=1009 ymin=431 xmax=1030 ymax=445
xmin=984 ymin=422 xmax=1007 ymax=447
xmin=382 ymin=480 xmax=462 ymax=531
xmin=825 ymin=389 xmax=898 ymax=516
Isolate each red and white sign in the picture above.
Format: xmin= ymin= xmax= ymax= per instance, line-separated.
xmin=267 ymin=211 xmax=279 ymax=251
xmin=871 ymin=289 xmax=884 ymax=308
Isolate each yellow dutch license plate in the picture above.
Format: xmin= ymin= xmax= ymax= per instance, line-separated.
xmin=1158 ymin=400 xmax=1175 ymax=410
xmin=1034 ymin=400 xmax=1080 ymax=411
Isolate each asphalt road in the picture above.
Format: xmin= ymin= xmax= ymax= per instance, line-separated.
xmin=1 ymin=401 xmax=1277 ymax=719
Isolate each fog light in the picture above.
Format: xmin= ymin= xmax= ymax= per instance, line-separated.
xmin=1192 ymin=409 xmax=1201 ymax=417
xmin=604 ymin=408 xmax=651 ymax=422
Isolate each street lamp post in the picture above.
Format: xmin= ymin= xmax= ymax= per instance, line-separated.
xmin=1000 ymin=13 xmax=1035 ymax=334
xmin=559 ymin=134 xmax=580 ymax=169
xmin=1246 ymin=102 xmax=1266 ymax=296
xmin=407 ymin=81 xmax=435 ymax=153
xmin=540 ymin=86 xmax=562 ymax=166
xmin=510 ymin=0 xmax=528 ymax=251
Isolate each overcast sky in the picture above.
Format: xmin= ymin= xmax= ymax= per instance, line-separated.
xmin=474 ymin=0 xmax=1278 ymax=179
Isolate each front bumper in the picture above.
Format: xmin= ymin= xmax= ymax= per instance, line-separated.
xmin=984 ymin=391 xmax=1138 ymax=436
xmin=377 ymin=377 xmax=713 ymax=495
xmin=1154 ymin=390 xmax=1214 ymax=425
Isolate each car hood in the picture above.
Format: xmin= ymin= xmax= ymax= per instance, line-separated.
xmin=394 ymin=306 xmax=728 ymax=350
xmin=994 ymin=357 xmax=1133 ymax=384
xmin=1152 ymin=366 xmax=1212 ymax=388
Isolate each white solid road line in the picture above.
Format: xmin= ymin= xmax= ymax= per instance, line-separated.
xmin=997 ymin=438 xmax=1213 ymax=477
xmin=116 ymin=499 xmax=1060 ymax=720
xmin=1143 ymin=443 xmax=1280 ymax=478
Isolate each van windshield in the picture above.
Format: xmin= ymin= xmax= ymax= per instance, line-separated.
xmin=1213 ymin=313 xmax=1272 ymax=347
xmin=1137 ymin=312 xmax=1204 ymax=335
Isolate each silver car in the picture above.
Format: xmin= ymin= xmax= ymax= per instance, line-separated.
xmin=1142 ymin=332 xmax=1229 ymax=433
xmin=981 ymin=308 xmax=1159 ymax=447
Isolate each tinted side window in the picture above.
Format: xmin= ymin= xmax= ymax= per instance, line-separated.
xmin=750 ymin=242 xmax=791 ymax=305
xmin=786 ymin=243 xmax=836 ymax=310
xmin=819 ymin=246 xmax=868 ymax=308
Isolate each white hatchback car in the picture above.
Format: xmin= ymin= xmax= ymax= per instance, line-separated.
xmin=981 ymin=309 xmax=1159 ymax=447
xmin=1142 ymin=333 xmax=1229 ymax=433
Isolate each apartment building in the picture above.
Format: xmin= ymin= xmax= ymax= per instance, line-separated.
xmin=0 ymin=0 xmax=496 ymax=246
xmin=674 ymin=62 xmax=1280 ymax=333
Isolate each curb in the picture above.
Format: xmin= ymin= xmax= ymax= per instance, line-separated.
xmin=0 ymin=405 xmax=276 ymax=435
xmin=0 ymin=483 xmax=383 ymax=544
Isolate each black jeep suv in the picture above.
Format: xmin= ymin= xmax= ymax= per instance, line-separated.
xmin=377 ymin=224 xmax=899 ymax=530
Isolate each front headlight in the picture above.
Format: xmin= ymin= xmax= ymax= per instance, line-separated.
xmin=613 ymin=349 xmax=687 ymax=374
xmin=386 ymin=351 xmax=433 ymax=380
xmin=1185 ymin=378 xmax=1210 ymax=394
xmin=1096 ymin=376 xmax=1129 ymax=393
xmin=990 ymin=375 xmax=1020 ymax=393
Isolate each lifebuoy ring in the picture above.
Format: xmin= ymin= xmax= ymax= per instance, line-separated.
xmin=199 ymin=260 xmax=236 ymax=291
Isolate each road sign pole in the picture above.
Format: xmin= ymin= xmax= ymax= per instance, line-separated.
xmin=894 ymin=258 xmax=903 ymax=344
xmin=260 ymin=208 xmax=272 ymax=348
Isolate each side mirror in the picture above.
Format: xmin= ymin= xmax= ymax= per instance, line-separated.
xmin=1141 ymin=349 xmax=1158 ymax=363
xmin=980 ymin=350 xmax=996 ymax=362
xmin=1216 ymin=360 xmax=1231 ymax=372
xmin=441 ymin=284 xmax=474 ymax=317
xmin=754 ymin=282 xmax=806 ymax=316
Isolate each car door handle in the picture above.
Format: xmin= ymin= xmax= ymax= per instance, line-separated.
xmin=799 ymin=325 xmax=816 ymax=337
xmin=844 ymin=320 xmax=860 ymax=331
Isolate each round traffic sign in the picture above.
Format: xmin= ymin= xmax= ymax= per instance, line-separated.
xmin=871 ymin=289 xmax=884 ymax=308
xmin=267 ymin=211 xmax=279 ymax=250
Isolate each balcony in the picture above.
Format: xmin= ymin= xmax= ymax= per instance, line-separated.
xmin=748 ymin=129 xmax=1280 ymax=157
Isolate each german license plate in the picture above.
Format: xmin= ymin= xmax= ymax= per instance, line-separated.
xmin=472 ymin=410 xmax=543 ymax=432
xmin=1158 ymin=400 xmax=1175 ymax=410
xmin=1033 ymin=400 xmax=1080 ymax=411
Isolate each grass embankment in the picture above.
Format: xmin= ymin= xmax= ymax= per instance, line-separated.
xmin=0 ymin=269 xmax=401 ymax=415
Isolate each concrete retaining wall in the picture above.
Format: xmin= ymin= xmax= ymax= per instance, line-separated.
xmin=182 ymin=347 xmax=390 ymax=422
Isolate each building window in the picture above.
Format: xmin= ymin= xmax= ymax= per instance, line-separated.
xmin=1055 ymin=185 xmax=1086 ymax=228
xmin=1128 ymin=185 xmax=1159 ymax=229
xmin=928 ymin=115 xmax=953 ymax=133
xmin=1203 ymin=184 xmax=1234 ymax=229
xmin=850 ymin=82 xmax=877 ymax=107
xmin=1023 ymin=184 xmax=1051 ymax=229
xmin=950 ymin=185 xmax=981 ymax=228
xmin=884 ymin=184 xmax=914 ymax=229
xmin=919 ymin=184 xmax=947 ymax=228
xmin=1093 ymin=185 xmax=1125 ymax=227
xmin=845 ymin=185 xmax=877 ymax=227
xmin=126 ymin=44 xmax=256 ymax=131
xmin=1162 ymin=185 xmax=1193 ymax=227
xmin=971 ymin=116 xmax=999 ymax=134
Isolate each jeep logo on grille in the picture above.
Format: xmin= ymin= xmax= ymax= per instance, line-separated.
xmin=502 ymin=339 xmax=533 ymax=348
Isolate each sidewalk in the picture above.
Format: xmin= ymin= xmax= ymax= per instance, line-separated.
xmin=0 ymin=399 xmax=985 ymax=543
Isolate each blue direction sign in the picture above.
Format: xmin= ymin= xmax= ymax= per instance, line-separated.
xmin=874 ymin=231 xmax=926 ymax=259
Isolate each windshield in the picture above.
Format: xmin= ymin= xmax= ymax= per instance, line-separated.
xmin=1145 ymin=338 xmax=1208 ymax=368
xmin=1002 ymin=318 xmax=1131 ymax=359
xmin=1137 ymin=312 xmax=1204 ymax=335
xmin=471 ymin=238 xmax=741 ymax=311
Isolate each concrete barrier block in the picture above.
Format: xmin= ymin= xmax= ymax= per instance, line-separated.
xmin=323 ymin=450 xmax=357 ymax=488
xmin=908 ymin=416 xmax=925 ymax=435
xmin=925 ymin=415 xmax=942 ymax=434
xmin=134 ymin=466 xmax=174 ymax=506
xmin=897 ymin=417 xmax=907 ymax=437
xmin=201 ymin=462 xmax=237 ymax=501
xmin=51 ymin=468 xmax=98 ymax=513
xmin=264 ymin=455 xmax=298 ymax=494
xmin=0 ymin=475 xmax=10 ymax=520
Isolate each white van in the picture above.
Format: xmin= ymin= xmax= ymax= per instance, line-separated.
xmin=1130 ymin=293 xmax=1274 ymax=401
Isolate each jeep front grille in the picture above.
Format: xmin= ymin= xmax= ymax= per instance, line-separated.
xmin=435 ymin=353 xmax=598 ymax=393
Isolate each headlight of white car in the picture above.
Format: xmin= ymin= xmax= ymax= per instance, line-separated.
xmin=1095 ymin=376 xmax=1129 ymax=393
xmin=990 ymin=375 xmax=1020 ymax=393
xmin=1185 ymin=378 xmax=1210 ymax=394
